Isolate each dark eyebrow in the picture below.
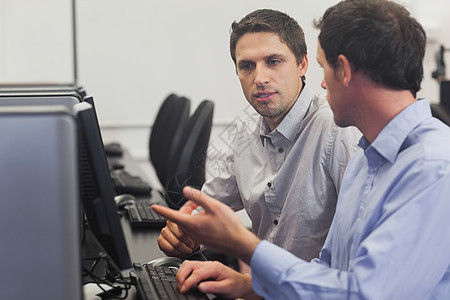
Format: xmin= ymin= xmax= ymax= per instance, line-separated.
xmin=237 ymin=59 xmax=254 ymax=65
xmin=238 ymin=54 xmax=284 ymax=64
xmin=265 ymin=54 xmax=284 ymax=60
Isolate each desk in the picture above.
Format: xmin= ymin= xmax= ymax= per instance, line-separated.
xmin=114 ymin=149 xmax=168 ymax=263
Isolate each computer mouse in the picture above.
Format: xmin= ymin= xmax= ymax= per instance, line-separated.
xmin=147 ymin=257 xmax=183 ymax=268
xmin=114 ymin=193 xmax=136 ymax=208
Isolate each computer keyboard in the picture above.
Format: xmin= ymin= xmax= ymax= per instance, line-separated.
xmin=126 ymin=199 xmax=167 ymax=228
xmin=132 ymin=263 xmax=209 ymax=300
xmin=110 ymin=170 xmax=152 ymax=196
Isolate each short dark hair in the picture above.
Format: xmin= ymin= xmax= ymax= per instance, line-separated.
xmin=230 ymin=9 xmax=307 ymax=66
xmin=314 ymin=0 xmax=426 ymax=96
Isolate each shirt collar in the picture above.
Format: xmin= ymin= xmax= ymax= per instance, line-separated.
xmin=259 ymin=86 xmax=315 ymax=143
xmin=361 ymin=99 xmax=432 ymax=164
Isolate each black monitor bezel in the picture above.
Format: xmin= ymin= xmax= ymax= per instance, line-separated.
xmin=75 ymin=102 xmax=131 ymax=271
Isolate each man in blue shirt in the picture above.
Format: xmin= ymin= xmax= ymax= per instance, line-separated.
xmin=153 ymin=0 xmax=450 ymax=298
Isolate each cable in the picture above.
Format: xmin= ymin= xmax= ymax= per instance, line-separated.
xmin=82 ymin=253 xmax=131 ymax=299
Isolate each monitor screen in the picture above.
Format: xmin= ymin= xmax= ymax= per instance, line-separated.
xmin=74 ymin=102 xmax=131 ymax=271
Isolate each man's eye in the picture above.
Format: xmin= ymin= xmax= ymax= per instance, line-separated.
xmin=268 ymin=59 xmax=281 ymax=66
xmin=239 ymin=63 xmax=253 ymax=71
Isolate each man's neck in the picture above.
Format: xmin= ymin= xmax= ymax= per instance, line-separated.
xmin=356 ymin=84 xmax=417 ymax=144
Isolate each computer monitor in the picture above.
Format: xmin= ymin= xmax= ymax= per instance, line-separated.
xmin=0 ymin=105 xmax=82 ymax=300
xmin=0 ymin=94 xmax=130 ymax=272
xmin=82 ymin=95 xmax=98 ymax=117
xmin=0 ymin=83 xmax=86 ymax=99
xmin=0 ymin=90 xmax=83 ymax=99
xmin=74 ymin=102 xmax=132 ymax=271
xmin=0 ymin=82 xmax=77 ymax=89
xmin=0 ymin=95 xmax=81 ymax=107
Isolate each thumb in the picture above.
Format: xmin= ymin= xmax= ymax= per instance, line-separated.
xmin=178 ymin=200 xmax=199 ymax=215
xmin=198 ymin=280 xmax=230 ymax=295
xmin=183 ymin=186 xmax=217 ymax=213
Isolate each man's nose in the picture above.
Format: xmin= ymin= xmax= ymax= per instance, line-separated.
xmin=254 ymin=65 xmax=270 ymax=86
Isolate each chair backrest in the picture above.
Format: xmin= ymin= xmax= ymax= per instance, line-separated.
xmin=149 ymin=94 xmax=191 ymax=186
xmin=431 ymin=103 xmax=450 ymax=126
xmin=165 ymin=100 xmax=214 ymax=209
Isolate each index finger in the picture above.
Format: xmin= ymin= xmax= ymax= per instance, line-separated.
xmin=151 ymin=204 xmax=194 ymax=228
xmin=176 ymin=260 xmax=196 ymax=290
xmin=177 ymin=261 xmax=213 ymax=293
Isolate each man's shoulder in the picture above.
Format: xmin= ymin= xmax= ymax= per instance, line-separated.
xmin=308 ymin=93 xmax=361 ymax=134
xmin=408 ymin=118 xmax=450 ymax=161
xmin=304 ymin=93 xmax=338 ymax=133
xmin=305 ymin=93 xmax=332 ymax=119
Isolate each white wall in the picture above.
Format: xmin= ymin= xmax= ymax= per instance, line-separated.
xmin=0 ymin=0 xmax=73 ymax=83
xmin=1 ymin=0 xmax=450 ymax=160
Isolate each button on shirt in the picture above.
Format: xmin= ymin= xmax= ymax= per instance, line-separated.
xmin=251 ymin=99 xmax=450 ymax=299
xmin=202 ymin=87 xmax=361 ymax=261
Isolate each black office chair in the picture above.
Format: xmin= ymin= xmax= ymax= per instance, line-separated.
xmin=165 ymin=100 xmax=215 ymax=209
xmin=149 ymin=94 xmax=191 ymax=186
xmin=430 ymin=103 xmax=450 ymax=126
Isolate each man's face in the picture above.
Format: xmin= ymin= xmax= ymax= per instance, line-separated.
xmin=316 ymin=41 xmax=352 ymax=127
xmin=235 ymin=32 xmax=307 ymax=130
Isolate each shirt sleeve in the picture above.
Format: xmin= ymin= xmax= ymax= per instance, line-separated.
xmin=251 ymin=160 xmax=450 ymax=299
xmin=251 ymin=241 xmax=349 ymax=299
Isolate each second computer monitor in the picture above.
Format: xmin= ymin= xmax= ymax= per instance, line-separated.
xmin=75 ymin=102 xmax=132 ymax=271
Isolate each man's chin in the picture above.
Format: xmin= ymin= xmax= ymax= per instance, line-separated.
xmin=333 ymin=117 xmax=353 ymax=128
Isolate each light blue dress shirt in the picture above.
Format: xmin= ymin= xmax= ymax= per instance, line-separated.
xmin=251 ymin=99 xmax=450 ymax=299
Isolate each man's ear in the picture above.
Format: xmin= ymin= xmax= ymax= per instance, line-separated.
xmin=298 ymin=54 xmax=308 ymax=77
xmin=336 ymin=54 xmax=352 ymax=87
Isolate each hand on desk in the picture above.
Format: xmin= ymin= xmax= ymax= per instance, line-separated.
xmin=157 ymin=206 xmax=200 ymax=258
xmin=152 ymin=186 xmax=261 ymax=265
xmin=176 ymin=260 xmax=262 ymax=300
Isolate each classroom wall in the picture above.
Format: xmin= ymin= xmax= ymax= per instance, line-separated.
xmin=1 ymin=0 xmax=449 ymax=160
xmin=0 ymin=0 xmax=73 ymax=82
